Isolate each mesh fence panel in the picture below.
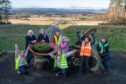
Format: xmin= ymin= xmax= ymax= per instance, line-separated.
xmin=0 ymin=33 xmax=125 ymax=52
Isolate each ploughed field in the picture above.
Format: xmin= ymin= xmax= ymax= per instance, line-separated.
xmin=0 ymin=52 xmax=126 ymax=84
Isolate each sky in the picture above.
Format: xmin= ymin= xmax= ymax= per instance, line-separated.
xmin=10 ymin=0 xmax=110 ymax=9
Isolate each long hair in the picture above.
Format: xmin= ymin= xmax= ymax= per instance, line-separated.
xmin=84 ymin=36 xmax=91 ymax=45
xmin=55 ymin=46 xmax=62 ymax=56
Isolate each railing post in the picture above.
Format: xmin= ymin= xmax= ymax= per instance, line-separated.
xmin=3 ymin=34 xmax=6 ymax=52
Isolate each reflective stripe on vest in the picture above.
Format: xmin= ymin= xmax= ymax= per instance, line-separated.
xmin=15 ymin=54 xmax=27 ymax=70
xmin=54 ymin=35 xmax=62 ymax=45
xmin=80 ymin=41 xmax=85 ymax=56
xmin=80 ymin=42 xmax=92 ymax=57
xmin=99 ymin=41 xmax=109 ymax=54
xmin=54 ymin=54 xmax=68 ymax=69
xmin=99 ymin=42 xmax=104 ymax=53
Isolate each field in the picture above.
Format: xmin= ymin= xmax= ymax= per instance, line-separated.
xmin=0 ymin=24 xmax=126 ymax=52
xmin=10 ymin=19 xmax=104 ymax=26
xmin=10 ymin=15 xmax=105 ymax=26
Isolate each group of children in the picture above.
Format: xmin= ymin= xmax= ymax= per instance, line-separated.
xmin=15 ymin=28 xmax=110 ymax=78
xmin=77 ymin=29 xmax=110 ymax=75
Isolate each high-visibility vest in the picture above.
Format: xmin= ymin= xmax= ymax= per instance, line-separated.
xmin=54 ymin=35 xmax=62 ymax=45
xmin=54 ymin=54 xmax=68 ymax=69
xmin=80 ymin=42 xmax=92 ymax=57
xmin=99 ymin=41 xmax=109 ymax=54
xmin=15 ymin=54 xmax=27 ymax=70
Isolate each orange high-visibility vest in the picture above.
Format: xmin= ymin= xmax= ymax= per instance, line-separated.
xmin=80 ymin=41 xmax=92 ymax=57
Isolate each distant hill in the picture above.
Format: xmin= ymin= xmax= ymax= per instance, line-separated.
xmin=10 ymin=8 xmax=107 ymax=15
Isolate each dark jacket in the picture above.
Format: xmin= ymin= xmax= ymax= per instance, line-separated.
xmin=25 ymin=35 xmax=36 ymax=49
xmin=97 ymin=41 xmax=109 ymax=59
xmin=76 ymin=32 xmax=86 ymax=45
xmin=37 ymin=34 xmax=49 ymax=43
xmin=89 ymin=33 xmax=96 ymax=45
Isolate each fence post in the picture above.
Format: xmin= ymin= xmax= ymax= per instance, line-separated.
xmin=3 ymin=34 xmax=6 ymax=52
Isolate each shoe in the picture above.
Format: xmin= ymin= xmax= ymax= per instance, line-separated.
xmin=17 ymin=71 xmax=21 ymax=75
xmin=55 ymin=73 xmax=60 ymax=77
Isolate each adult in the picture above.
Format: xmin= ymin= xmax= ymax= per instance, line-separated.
xmin=25 ymin=30 xmax=36 ymax=64
xmin=25 ymin=30 xmax=36 ymax=49
xmin=37 ymin=28 xmax=49 ymax=43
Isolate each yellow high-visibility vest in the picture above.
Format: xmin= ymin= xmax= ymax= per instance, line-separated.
xmin=54 ymin=35 xmax=62 ymax=45
xmin=15 ymin=54 xmax=27 ymax=70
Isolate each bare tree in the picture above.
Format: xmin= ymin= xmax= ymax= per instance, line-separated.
xmin=0 ymin=0 xmax=11 ymax=23
xmin=108 ymin=0 xmax=126 ymax=24
xmin=0 ymin=0 xmax=3 ymax=22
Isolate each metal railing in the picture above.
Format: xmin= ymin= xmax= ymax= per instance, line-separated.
xmin=0 ymin=33 xmax=126 ymax=53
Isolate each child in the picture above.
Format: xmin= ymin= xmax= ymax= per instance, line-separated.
xmin=97 ymin=37 xmax=110 ymax=72
xmin=52 ymin=32 xmax=62 ymax=45
xmin=49 ymin=48 xmax=76 ymax=77
xmin=80 ymin=37 xmax=92 ymax=76
xmin=60 ymin=36 xmax=69 ymax=53
xmin=15 ymin=44 xmax=31 ymax=75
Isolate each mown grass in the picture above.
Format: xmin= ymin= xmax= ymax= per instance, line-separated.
xmin=63 ymin=26 xmax=126 ymax=51
xmin=0 ymin=24 xmax=126 ymax=52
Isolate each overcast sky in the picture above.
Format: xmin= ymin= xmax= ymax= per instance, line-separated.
xmin=10 ymin=0 xmax=110 ymax=9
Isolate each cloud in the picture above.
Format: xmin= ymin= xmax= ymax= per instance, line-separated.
xmin=10 ymin=0 xmax=110 ymax=9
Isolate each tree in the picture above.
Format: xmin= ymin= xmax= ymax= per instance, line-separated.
xmin=109 ymin=0 xmax=124 ymax=17
xmin=0 ymin=0 xmax=3 ymax=22
xmin=0 ymin=0 xmax=11 ymax=23
xmin=108 ymin=0 xmax=126 ymax=24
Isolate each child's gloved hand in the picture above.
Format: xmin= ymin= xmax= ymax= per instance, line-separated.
xmin=74 ymin=49 xmax=77 ymax=52
xmin=49 ymin=53 xmax=53 ymax=56
xmin=15 ymin=44 xmax=18 ymax=48
xmin=42 ymin=40 xmax=45 ymax=42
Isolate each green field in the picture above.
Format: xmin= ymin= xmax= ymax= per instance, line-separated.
xmin=0 ymin=24 xmax=126 ymax=52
